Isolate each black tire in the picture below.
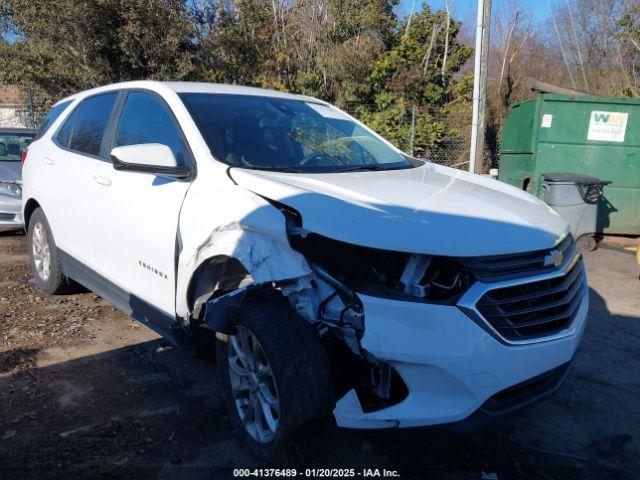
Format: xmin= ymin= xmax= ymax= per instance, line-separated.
xmin=216 ymin=290 xmax=334 ymax=464
xmin=27 ymin=208 xmax=74 ymax=295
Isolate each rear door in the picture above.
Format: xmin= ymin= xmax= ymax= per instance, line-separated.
xmin=45 ymin=92 xmax=119 ymax=269
xmin=89 ymin=90 xmax=193 ymax=318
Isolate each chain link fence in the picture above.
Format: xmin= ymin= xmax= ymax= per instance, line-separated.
xmin=343 ymin=103 xmax=494 ymax=172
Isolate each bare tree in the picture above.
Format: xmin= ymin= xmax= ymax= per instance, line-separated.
xmin=540 ymin=0 xmax=639 ymax=97
xmin=566 ymin=0 xmax=590 ymax=92
xmin=404 ymin=0 xmax=417 ymax=41
xmin=441 ymin=0 xmax=452 ymax=85
xmin=421 ymin=18 xmax=445 ymax=75
xmin=550 ymin=4 xmax=577 ymax=89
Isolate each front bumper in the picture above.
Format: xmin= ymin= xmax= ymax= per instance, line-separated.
xmin=333 ymin=283 xmax=588 ymax=429
xmin=0 ymin=194 xmax=23 ymax=231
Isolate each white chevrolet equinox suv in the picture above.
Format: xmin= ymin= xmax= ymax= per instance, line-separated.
xmin=23 ymin=81 xmax=588 ymax=461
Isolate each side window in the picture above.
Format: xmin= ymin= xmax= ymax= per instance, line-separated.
xmin=57 ymin=107 xmax=78 ymax=148
xmin=35 ymin=100 xmax=71 ymax=140
xmin=67 ymin=93 xmax=118 ymax=157
xmin=114 ymin=91 xmax=188 ymax=166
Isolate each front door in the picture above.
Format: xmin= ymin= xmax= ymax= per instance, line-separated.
xmin=89 ymin=90 xmax=193 ymax=319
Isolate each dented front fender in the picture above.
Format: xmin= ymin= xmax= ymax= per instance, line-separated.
xmin=175 ymin=178 xmax=310 ymax=319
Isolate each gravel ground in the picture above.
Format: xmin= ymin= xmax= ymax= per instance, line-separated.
xmin=0 ymin=232 xmax=639 ymax=480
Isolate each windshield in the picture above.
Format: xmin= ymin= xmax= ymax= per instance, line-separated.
xmin=0 ymin=133 xmax=34 ymax=162
xmin=179 ymin=93 xmax=417 ymax=173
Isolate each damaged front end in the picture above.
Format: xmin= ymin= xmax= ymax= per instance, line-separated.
xmin=275 ymin=205 xmax=475 ymax=423
xmin=191 ymin=192 xmax=587 ymax=431
xmin=193 ymin=200 xmax=477 ymax=427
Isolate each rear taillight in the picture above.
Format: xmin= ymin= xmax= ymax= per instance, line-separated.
xmin=21 ymin=148 xmax=28 ymax=164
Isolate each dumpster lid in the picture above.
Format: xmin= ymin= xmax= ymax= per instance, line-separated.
xmin=543 ymin=173 xmax=612 ymax=185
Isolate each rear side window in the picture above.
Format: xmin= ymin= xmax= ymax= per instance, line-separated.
xmin=57 ymin=108 xmax=78 ymax=148
xmin=35 ymin=100 xmax=71 ymax=140
xmin=58 ymin=92 xmax=118 ymax=157
xmin=114 ymin=91 xmax=188 ymax=166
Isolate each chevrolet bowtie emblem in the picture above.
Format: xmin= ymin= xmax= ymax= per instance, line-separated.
xmin=544 ymin=249 xmax=564 ymax=268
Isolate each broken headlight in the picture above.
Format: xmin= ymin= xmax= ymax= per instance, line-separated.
xmin=289 ymin=232 xmax=474 ymax=304
xmin=397 ymin=254 xmax=474 ymax=303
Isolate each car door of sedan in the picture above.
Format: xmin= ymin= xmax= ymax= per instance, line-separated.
xmin=89 ymin=90 xmax=193 ymax=321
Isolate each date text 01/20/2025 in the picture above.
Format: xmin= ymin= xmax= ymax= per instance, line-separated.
xmin=233 ymin=468 xmax=401 ymax=477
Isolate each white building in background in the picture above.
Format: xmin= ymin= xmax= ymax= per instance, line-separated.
xmin=0 ymin=85 xmax=29 ymax=128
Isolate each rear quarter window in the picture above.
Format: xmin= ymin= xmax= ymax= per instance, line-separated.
xmin=57 ymin=92 xmax=118 ymax=157
xmin=57 ymin=108 xmax=78 ymax=148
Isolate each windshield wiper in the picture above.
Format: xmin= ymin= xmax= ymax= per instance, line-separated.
xmin=242 ymin=165 xmax=307 ymax=173
xmin=336 ymin=164 xmax=403 ymax=172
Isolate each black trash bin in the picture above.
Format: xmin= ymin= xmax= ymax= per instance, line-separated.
xmin=542 ymin=173 xmax=611 ymax=251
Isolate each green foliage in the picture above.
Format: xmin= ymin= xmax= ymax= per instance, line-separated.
xmin=357 ymin=93 xmax=447 ymax=157
xmin=364 ymin=6 xmax=472 ymax=104
xmin=0 ymin=0 xmax=472 ymax=156
xmin=293 ymin=71 xmax=325 ymax=98
xmin=192 ymin=0 xmax=279 ymax=86
xmin=353 ymin=4 xmax=472 ymax=156
xmin=0 ymin=0 xmax=197 ymax=113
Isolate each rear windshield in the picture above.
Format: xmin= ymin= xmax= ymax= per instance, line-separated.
xmin=0 ymin=133 xmax=35 ymax=161
xmin=179 ymin=93 xmax=415 ymax=173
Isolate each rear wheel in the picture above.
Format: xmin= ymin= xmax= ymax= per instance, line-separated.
xmin=27 ymin=208 xmax=73 ymax=294
xmin=216 ymin=291 xmax=334 ymax=463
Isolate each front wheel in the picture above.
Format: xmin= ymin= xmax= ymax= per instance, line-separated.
xmin=216 ymin=291 xmax=334 ymax=463
xmin=227 ymin=324 xmax=281 ymax=444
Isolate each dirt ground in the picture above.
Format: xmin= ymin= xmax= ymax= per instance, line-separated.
xmin=0 ymin=232 xmax=639 ymax=480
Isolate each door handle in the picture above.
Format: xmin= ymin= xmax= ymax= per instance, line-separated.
xmin=94 ymin=175 xmax=112 ymax=186
xmin=42 ymin=157 xmax=54 ymax=165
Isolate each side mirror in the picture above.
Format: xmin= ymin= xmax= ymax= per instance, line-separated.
xmin=110 ymin=143 xmax=190 ymax=178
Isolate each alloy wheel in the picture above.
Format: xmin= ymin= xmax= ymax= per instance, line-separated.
xmin=32 ymin=222 xmax=51 ymax=282
xmin=227 ymin=325 xmax=280 ymax=443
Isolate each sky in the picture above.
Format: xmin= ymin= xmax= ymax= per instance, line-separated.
xmin=398 ymin=0 xmax=551 ymax=23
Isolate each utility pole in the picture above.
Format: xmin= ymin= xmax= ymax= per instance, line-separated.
xmin=469 ymin=0 xmax=491 ymax=174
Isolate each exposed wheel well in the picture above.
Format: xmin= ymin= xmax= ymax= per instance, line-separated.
xmin=186 ymin=255 xmax=252 ymax=317
xmin=23 ymin=199 xmax=41 ymax=230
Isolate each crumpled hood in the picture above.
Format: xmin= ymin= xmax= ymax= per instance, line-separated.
xmin=0 ymin=162 xmax=21 ymax=183
xmin=230 ymin=163 xmax=568 ymax=257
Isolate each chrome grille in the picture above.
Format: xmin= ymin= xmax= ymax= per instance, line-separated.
xmin=475 ymin=258 xmax=585 ymax=341
xmin=460 ymin=235 xmax=577 ymax=282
